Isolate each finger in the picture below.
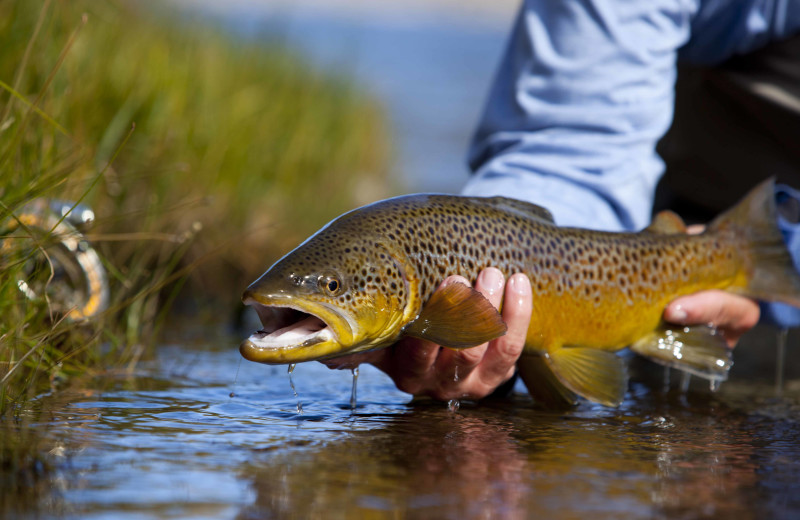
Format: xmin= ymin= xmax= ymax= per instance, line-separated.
xmin=686 ymin=224 xmax=705 ymax=235
xmin=664 ymin=289 xmax=760 ymax=347
xmin=477 ymin=273 xmax=532 ymax=383
xmin=436 ymin=268 xmax=504 ymax=373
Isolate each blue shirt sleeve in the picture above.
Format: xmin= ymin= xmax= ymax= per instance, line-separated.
xmin=464 ymin=0 xmax=800 ymax=231
xmin=464 ymin=0 xmax=800 ymax=326
xmin=463 ymin=0 xmax=692 ymax=231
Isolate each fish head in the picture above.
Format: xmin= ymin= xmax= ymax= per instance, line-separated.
xmin=240 ymin=228 xmax=413 ymax=365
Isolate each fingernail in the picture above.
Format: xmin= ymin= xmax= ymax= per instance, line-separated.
xmin=666 ymin=304 xmax=688 ymax=323
xmin=508 ymin=273 xmax=531 ymax=295
xmin=478 ymin=268 xmax=504 ymax=296
xmin=442 ymin=275 xmax=469 ymax=288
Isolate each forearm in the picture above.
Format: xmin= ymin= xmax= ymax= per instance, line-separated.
xmin=464 ymin=0 xmax=689 ymax=231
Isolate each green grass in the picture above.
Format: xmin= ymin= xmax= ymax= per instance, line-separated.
xmin=0 ymin=0 xmax=391 ymax=409
xmin=0 ymin=0 xmax=391 ymax=507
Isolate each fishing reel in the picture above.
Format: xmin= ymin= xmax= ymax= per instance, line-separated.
xmin=1 ymin=199 xmax=109 ymax=321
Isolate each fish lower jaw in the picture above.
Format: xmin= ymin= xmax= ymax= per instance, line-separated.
xmin=241 ymin=325 xmax=336 ymax=364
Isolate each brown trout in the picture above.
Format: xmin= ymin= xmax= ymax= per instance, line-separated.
xmin=240 ymin=178 xmax=800 ymax=407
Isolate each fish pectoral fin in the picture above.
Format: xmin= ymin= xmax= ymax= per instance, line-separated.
xmin=546 ymin=347 xmax=628 ymax=407
xmin=630 ymin=324 xmax=732 ymax=381
xmin=644 ymin=210 xmax=687 ymax=234
xmin=405 ymin=282 xmax=507 ymax=348
xmin=517 ymin=354 xmax=578 ymax=409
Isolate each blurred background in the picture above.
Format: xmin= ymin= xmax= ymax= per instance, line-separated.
xmin=3 ymin=2 xmax=800 ymax=519
xmin=173 ymin=0 xmax=518 ymax=193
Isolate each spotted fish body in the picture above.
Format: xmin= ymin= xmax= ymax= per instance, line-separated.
xmin=241 ymin=178 xmax=800 ymax=407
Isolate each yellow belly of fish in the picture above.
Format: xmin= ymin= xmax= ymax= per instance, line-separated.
xmin=523 ymin=274 xmax=741 ymax=355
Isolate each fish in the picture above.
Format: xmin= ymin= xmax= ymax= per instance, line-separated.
xmin=240 ymin=177 xmax=800 ymax=407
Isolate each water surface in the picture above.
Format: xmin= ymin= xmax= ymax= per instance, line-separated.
xmin=16 ymin=328 xmax=800 ymax=519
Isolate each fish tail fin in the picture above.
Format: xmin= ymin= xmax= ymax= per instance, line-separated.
xmin=709 ymin=177 xmax=800 ymax=307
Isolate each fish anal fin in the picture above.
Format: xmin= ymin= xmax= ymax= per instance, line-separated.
xmin=517 ymin=354 xmax=578 ymax=409
xmin=405 ymin=282 xmax=507 ymax=348
xmin=546 ymin=347 xmax=628 ymax=407
xmin=644 ymin=210 xmax=687 ymax=234
xmin=630 ymin=323 xmax=732 ymax=381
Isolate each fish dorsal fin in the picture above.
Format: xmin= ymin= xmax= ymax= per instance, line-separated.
xmin=405 ymin=282 xmax=507 ymax=348
xmin=629 ymin=323 xmax=732 ymax=381
xmin=486 ymin=196 xmax=555 ymax=224
xmin=644 ymin=210 xmax=687 ymax=234
xmin=517 ymin=354 xmax=578 ymax=409
xmin=545 ymin=347 xmax=628 ymax=407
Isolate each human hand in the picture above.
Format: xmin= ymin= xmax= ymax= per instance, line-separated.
xmin=662 ymin=223 xmax=760 ymax=348
xmin=321 ymin=267 xmax=533 ymax=400
xmin=663 ymin=291 xmax=760 ymax=348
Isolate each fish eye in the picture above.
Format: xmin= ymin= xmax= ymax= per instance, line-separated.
xmin=319 ymin=274 xmax=342 ymax=296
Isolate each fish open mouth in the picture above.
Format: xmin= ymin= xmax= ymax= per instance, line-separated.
xmin=240 ymin=303 xmax=336 ymax=363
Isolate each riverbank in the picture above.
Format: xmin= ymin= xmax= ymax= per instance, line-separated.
xmin=1 ymin=0 xmax=390 ymax=506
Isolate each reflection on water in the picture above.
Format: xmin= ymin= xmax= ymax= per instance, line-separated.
xmin=14 ymin=337 xmax=800 ymax=519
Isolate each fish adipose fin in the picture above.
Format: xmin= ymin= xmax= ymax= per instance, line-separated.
xmin=517 ymin=354 xmax=578 ymax=408
xmin=711 ymin=177 xmax=800 ymax=307
xmin=405 ymin=282 xmax=507 ymax=348
xmin=630 ymin=323 xmax=732 ymax=381
xmin=545 ymin=347 xmax=628 ymax=407
xmin=644 ymin=210 xmax=687 ymax=234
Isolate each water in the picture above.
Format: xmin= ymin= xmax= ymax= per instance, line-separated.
xmin=10 ymin=332 xmax=800 ymax=519
xmin=10 ymin=4 xmax=796 ymax=518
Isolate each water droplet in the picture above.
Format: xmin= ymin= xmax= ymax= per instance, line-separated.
xmin=709 ymin=379 xmax=720 ymax=392
xmin=350 ymin=366 xmax=359 ymax=410
xmin=230 ymin=357 xmax=242 ymax=401
xmin=288 ymin=363 xmax=296 ymax=374
xmin=453 ymin=365 xmax=459 ymax=382
xmin=680 ymin=371 xmax=691 ymax=393
xmin=288 ymin=365 xmax=303 ymax=415
xmin=447 ymin=399 xmax=460 ymax=413
xmin=776 ymin=328 xmax=788 ymax=398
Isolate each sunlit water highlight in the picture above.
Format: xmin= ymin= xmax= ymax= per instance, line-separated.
xmin=15 ymin=333 xmax=800 ymax=520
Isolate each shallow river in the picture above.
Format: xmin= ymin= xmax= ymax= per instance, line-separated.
xmin=14 ymin=325 xmax=800 ymax=519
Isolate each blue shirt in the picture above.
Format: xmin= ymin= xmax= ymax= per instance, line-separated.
xmin=463 ymin=0 xmax=800 ymax=325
